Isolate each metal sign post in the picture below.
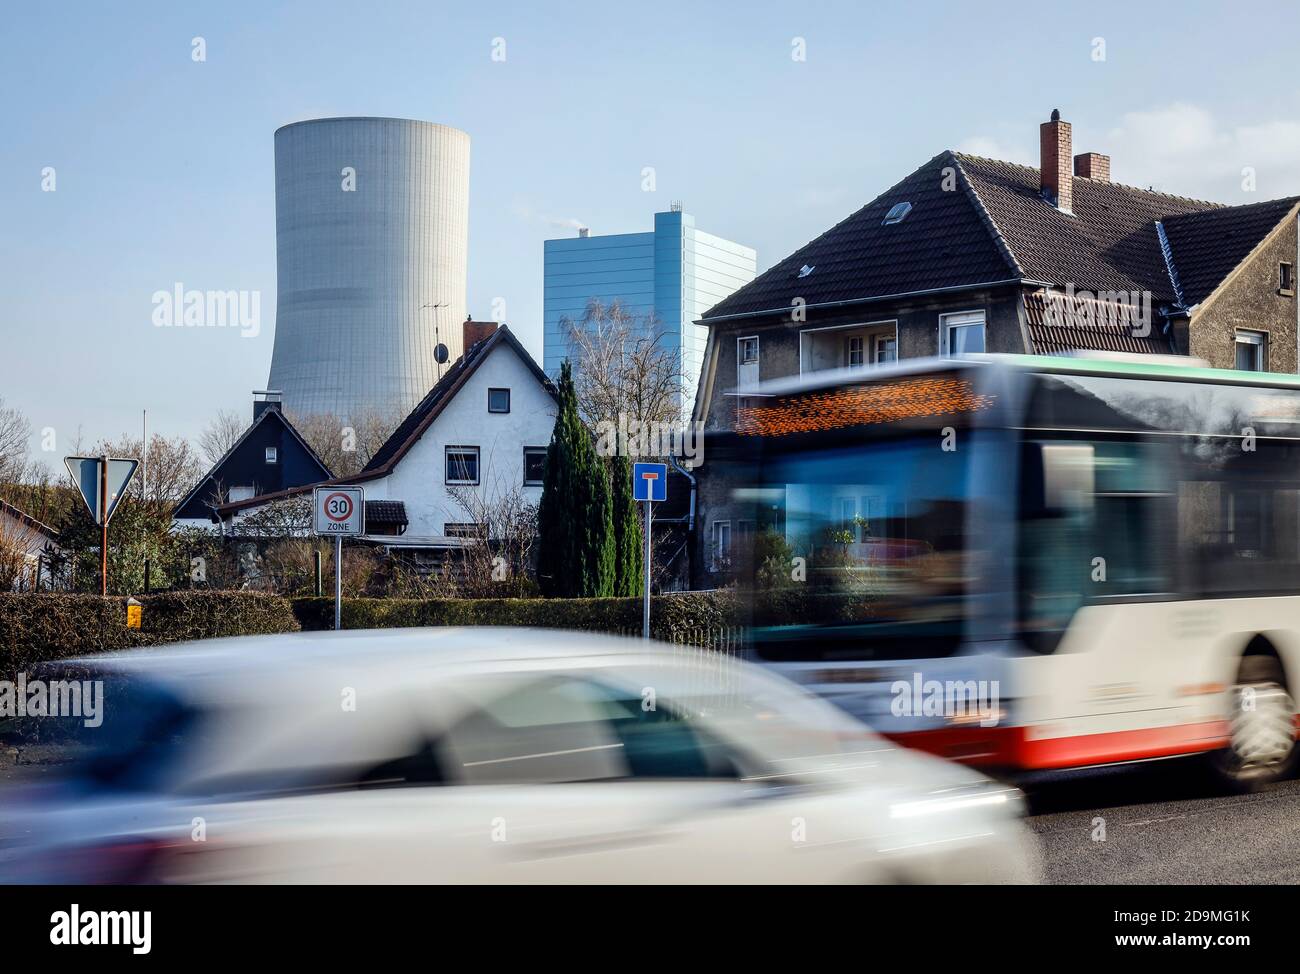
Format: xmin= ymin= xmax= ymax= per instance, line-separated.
xmin=313 ymin=486 xmax=365 ymax=631
xmin=64 ymin=455 xmax=140 ymax=596
xmin=632 ymin=463 xmax=668 ymax=640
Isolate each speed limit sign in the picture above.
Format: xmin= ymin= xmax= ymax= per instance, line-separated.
xmin=313 ymin=486 xmax=364 ymax=536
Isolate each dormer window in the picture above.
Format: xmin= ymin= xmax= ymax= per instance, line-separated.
xmin=797 ymin=264 xmax=815 ymax=279
xmin=883 ymin=202 xmax=913 ymax=225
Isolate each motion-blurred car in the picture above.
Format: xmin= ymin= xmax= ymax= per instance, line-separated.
xmin=0 ymin=629 xmax=1038 ymax=884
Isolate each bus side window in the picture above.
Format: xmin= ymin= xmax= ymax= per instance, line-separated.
xmin=1018 ymin=439 xmax=1174 ymax=651
xmin=1179 ymin=438 xmax=1300 ymax=595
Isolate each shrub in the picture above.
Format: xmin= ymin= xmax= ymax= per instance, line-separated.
xmin=291 ymin=590 xmax=738 ymax=645
xmin=0 ymin=591 xmax=299 ymax=679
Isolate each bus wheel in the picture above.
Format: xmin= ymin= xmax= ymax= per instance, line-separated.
xmin=1211 ymin=655 xmax=1298 ymax=790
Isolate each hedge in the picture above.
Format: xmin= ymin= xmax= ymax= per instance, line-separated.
xmin=0 ymin=590 xmax=740 ymax=679
xmin=290 ymin=591 xmax=739 ymax=644
xmin=0 ymin=591 xmax=300 ymax=679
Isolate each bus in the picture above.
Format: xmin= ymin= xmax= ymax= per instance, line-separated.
xmin=712 ymin=353 xmax=1300 ymax=787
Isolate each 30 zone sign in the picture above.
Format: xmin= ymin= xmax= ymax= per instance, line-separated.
xmin=313 ymin=486 xmax=365 ymax=536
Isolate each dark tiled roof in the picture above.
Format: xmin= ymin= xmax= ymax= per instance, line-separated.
xmin=1023 ymin=291 xmax=1174 ymax=356
xmin=1161 ymin=197 xmax=1300 ymax=306
xmin=701 ymin=150 xmax=1291 ymax=323
xmin=362 ymin=325 xmax=557 ymax=475
xmin=364 ymin=500 xmax=407 ymax=527
xmin=955 ymin=154 xmax=1218 ymax=305
xmin=701 ymin=152 xmax=1018 ymax=320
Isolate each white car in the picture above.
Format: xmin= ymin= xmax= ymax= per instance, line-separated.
xmin=0 ymin=628 xmax=1039 ymax=884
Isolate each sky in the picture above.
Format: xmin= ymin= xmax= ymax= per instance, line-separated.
xmin=6 ymin=0 xmax=1300 ymax=469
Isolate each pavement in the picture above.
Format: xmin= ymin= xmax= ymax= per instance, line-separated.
xmin=1026 ymin=758 xmax=1300 ymax=884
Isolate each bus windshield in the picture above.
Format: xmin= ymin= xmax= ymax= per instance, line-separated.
xmin=732 ymin=431 xmax=989 ymax=661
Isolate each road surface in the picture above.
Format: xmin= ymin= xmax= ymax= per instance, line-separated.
xmin=1027 ymin=759 xmax=1300 ymax=884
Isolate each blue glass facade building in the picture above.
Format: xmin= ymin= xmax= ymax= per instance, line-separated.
xmin=543 ymin=209 xmax=756 ymax=414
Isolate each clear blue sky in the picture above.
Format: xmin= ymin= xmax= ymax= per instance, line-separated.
xmin=5 ymin=0 xmax=1300 ymax=466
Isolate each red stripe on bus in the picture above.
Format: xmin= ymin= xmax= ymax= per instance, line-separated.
xmin=883 ymin=721 xmax=1234 ymax=770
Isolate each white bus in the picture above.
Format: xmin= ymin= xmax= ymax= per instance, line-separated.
xmin=717 ymin=353 xmax=1300 ymax=787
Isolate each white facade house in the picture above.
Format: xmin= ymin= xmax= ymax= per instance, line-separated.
xmin=214 ymin=322 xmax=558 ymax=545
xmin=0 ymin=499 xmax=63 ymax=590
xmin=355 ymin=324 xmax=558 ymax=539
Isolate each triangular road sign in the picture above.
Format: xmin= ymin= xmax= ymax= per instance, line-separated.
xmin=64 ymin=456 xmax=102 ymax=523
xmin=64 ymin=456 xmax=139 ymax=526
xmin=103 ymin=458 xmax=139 ymax=525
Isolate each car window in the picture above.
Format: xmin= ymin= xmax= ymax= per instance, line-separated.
xmin=442 ymin=676 xmax=745 ymax=785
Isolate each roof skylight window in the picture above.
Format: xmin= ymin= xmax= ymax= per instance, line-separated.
xmin=883 ymin=202 xmax=913 ymax=225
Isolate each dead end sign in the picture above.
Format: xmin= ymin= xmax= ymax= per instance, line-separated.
xmin=633 ymin=462 xmax=667 ymax=503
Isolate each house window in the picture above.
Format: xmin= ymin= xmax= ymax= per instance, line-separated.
xmin=228 ymin=486 xmax=255 ymax=502
xmin=445 ymin=446 xmax=480 ymax=485
xmin=941 ymin=311 xmax=986 ymax=356
xmin=711 ymin=520 xmax=732 ymax=571
xmin=523 ymin=447 xmax=547 ymax=486
xmin=445 ymin=522 xmax=486 ymax=540
xmin=1235 ymin=330 xmax=1267 ymax=371
xmin=874 ymin=335 xmax=897 ymax=363
xmin=488 ymin=388 xmax=511 ymax=413
xmin=264 ymin=446 xmax=278 ymax=464
xmin=738 ymin=336 xmax=759 ymax=366
xmin=1281 ymin=263 xmax=1294 ymax=295
xmin=846 ymin=335 xmax=865 ymax=367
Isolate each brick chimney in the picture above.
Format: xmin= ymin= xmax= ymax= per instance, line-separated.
xmin=1039 ymin=108 xmax=1073 ymax=213
xmin=463 ymin=317 xmax=498 ymax=352
xmin=1074 ymin=151 xmax=1110 ymax=183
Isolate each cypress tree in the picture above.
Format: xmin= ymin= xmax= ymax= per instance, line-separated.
xmin=610 ymin=453 xmax=643 ymax=597
xmin=586 ymin=449 xmax=616 ymax=598
xmin=537 ymin=362 xmax=615 ymax=597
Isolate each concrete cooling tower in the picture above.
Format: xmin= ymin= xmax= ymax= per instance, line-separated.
xmin=267 ymin=117 xmax=470 ymax=421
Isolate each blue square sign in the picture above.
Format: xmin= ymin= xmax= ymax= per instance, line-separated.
xmin=632 ymin=462 xmax=668 ymax=502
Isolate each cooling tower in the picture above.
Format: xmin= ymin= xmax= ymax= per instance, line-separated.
xmin=267 ymin=117 xmax=470 ymax=421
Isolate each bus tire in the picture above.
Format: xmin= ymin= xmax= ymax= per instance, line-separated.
xmin=1209 ymin=654 xmax=1298 ymax=791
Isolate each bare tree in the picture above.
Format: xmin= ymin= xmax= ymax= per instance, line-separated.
xmin=89 ymin=433 xmax=204 ymax=506
xmin=198 ymin=409 xmax=247 ymax=465
xmin=233 ymin=495 xmax=313 ymax=538
xmin=289 ymin=407 xmax=401 ymax=478
xmin=560 ymin=298 xmax=686 ymax=433
xmin=0 ymin=397 xmax=33 ymax=484
xmin=446 ymin=484 xmax=539 ymax=596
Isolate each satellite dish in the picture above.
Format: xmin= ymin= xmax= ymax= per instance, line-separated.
xmin=434 ymin=343 xmax=449 ymax=364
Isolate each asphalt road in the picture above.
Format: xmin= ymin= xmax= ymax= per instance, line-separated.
xmin=1026 ymin=759 xmax=1300 ymax=884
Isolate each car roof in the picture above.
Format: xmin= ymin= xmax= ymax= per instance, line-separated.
xmin=59 ymin=627 xmax=719 ymax=685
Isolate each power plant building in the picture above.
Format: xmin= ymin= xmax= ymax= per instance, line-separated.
xmin=267 ymin=117 xmax=471 ymax=421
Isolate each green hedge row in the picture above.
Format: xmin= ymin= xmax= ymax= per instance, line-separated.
xmin=289 ymin=591 xmax=739 ymax=644
xmin=0 ymin=591 xmax=300 ymax=678
xmin=0 ymin=590 xmax=740 ymax=679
